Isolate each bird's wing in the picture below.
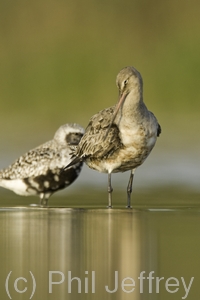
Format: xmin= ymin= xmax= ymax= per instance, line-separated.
xmin=149 ymin=111 xmax=161 ymax=137
xmin=0 ymin=143 xmax=65 ymax=180
xmin=157 ymin=123 xmax=161 ymax=137
xmin=75 ymin=106 xmax=123 ymax=159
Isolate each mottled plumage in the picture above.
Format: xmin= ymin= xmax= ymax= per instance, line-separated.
xmin=0 ymin=123 xmax=85 ymax=206
xmin=76 ymin=107 xmax=122 ymax=160
xmin=66 ymin=66 xmax=161 ymax=208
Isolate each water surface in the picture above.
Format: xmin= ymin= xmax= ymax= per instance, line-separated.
xmin=0 ymin=193 xmax=200 ymax=300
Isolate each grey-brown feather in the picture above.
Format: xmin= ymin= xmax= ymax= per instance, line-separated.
xmin=73 ymin=106 xmax=123 ymax=160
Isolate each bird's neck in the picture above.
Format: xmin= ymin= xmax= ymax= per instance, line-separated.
xmin=115 ymin=89 xmax=146 ymax=125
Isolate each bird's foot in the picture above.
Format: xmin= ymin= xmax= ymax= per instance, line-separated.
xmin=126 ymin=205 xmax=132 ymax=209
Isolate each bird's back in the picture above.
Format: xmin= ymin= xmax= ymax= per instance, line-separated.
xmin=0 ymin=140 xmax=56 ymax=180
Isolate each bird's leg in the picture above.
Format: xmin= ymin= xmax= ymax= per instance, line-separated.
xmin=107 ymin=173 xmax=113 ymax=208
xmin=126 ymin=169 xmax=135 ymax=208
xmin=39 ymin=193 xmax=48 ymax=207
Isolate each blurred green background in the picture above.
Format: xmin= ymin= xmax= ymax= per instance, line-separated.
xmin=1 ymin=3 xmax=200 ymax=300
xmin=0 ymin=0 xmax=200 ymax=200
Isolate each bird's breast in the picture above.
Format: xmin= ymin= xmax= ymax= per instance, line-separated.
xmin=118 ymin=118 xmax=157 ymax=150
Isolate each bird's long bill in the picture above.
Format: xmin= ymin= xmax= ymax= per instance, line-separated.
xmin=112 ymin=91 xmax=127 ymax=123
xmin=103 ymin=92 xmax=127 ymax=140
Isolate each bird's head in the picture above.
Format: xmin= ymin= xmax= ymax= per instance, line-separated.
xmin=103 ymin=66 xmax=143 ymax=141
xmin=54 ymin=123 xmax=85 ymax=146
xmin=116 ymin=66 xmax=143 ymax=97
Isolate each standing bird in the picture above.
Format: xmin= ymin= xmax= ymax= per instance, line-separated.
xmin=0 ymin=123 xmax=84 ymax=206
xmin=65 ymin=66 xmax=161 ymax=208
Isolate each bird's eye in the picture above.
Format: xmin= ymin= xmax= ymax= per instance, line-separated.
xmin=124 ymin=79 xmax=128 ymax=86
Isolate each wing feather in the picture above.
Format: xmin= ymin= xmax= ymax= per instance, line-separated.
xmin=75 ymin=107 xmax=123 ymax=159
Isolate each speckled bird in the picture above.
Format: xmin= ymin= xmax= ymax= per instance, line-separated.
xmin=0 ymin=123 xmax=85 ymax=206
xmin=65 ymin=66 xmax=161 ymax=208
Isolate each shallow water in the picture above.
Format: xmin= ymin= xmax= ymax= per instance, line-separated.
xmin=0 ymin=191 xmax=200 ymax=300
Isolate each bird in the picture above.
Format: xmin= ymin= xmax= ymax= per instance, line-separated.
xmin=64 ymin=66 xmax=161 ymax=208
xmin=0 ymin=123 xmax=85 ymax=206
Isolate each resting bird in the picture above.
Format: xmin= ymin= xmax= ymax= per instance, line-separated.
xmin=0 ymin=123 xmax=84 ymax=206
xmin=65 ymin=66 xmax=161 ymax=208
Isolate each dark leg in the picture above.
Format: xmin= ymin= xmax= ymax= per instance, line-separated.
xmin=107 ymin=173 xmax=113 ymax=208
xmin=40 ymin=193 xmax=49 ymax=207
xmin=126 ymin=170 xmax=135 ymax=208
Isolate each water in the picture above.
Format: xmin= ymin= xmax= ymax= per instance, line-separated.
xmin=0 ymin=146 xmax=200 ymax=300
xmin=0 ymin=197 xmax=200 ymax=300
